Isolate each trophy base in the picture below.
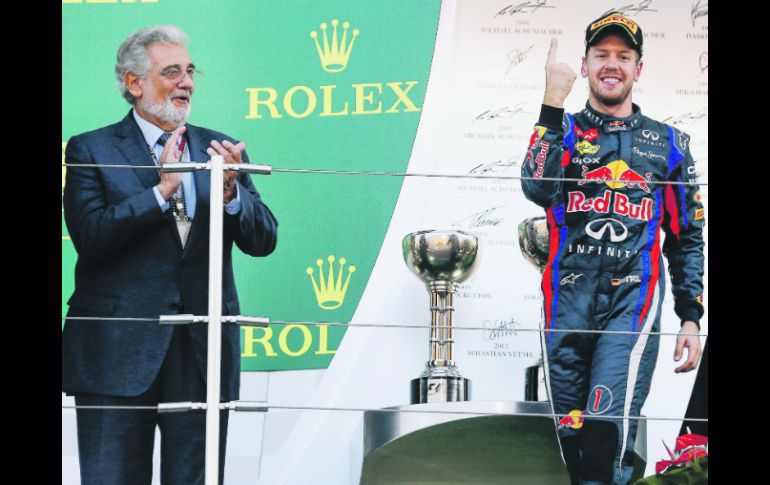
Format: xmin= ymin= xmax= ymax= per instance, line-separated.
xmin=524 ymin=364 xmax=541 ymax=401
xmin=410 ymin=376 xmax=471 ymax=404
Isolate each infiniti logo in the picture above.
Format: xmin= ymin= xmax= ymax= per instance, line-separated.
xmin=585 ymin=218 xmax=629 ymax=242
xmin=641 ymin=130 xmax=659 ymax=140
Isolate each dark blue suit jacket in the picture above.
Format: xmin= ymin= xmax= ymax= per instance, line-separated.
xmin=62 ymin=111 xmax=278 ymax=400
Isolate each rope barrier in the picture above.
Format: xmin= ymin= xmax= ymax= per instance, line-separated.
xmin=61 ymin=403 xmax=708 ymax=422
xmin=61 ymin=163 xmax=707 ymax=187
xmin=60 ymin=316 xmax=707 ymax=338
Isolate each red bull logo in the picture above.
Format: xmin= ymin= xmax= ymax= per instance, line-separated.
xmin=528 ymin=126 xmax=546 ymax=149
xmin=557 ymin=410 xmax=585 ymax=430
xmin=606 ymin=120 xmax=628 ymax=132
xmin=579 ymin=160 xmax=652 ymax=193
xmin=617 ymin=168 xmax=652 ymax=193
xmin=695 ymin=208 xmax=704 ymax=220
xmin=567 ymin=190 xmax=653 ymax=221
xmin=527 ymin=126 xmax=547 ymax=169
xmin=579 ymin=166 xmax=613 ymax=184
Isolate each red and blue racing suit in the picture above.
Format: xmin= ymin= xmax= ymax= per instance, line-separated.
xmin=521 ymin=103 xmax=705 ymax=485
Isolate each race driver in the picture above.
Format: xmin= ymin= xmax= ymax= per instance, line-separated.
xmin=520 ymin=11 xmax=705 ymax=485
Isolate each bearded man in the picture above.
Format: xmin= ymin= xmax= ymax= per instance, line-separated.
xmin=62 ymin=25 xmax=278 ymax=484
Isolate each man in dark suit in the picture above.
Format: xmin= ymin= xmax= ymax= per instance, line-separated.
xmin=62 ymin=24 xmax=278 ymax=484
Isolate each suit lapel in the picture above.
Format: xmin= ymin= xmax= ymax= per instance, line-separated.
xmin=114 ymin=112 xmax=161 ymax=190
xmin=115 ymin=111 xmax=183 ymax=249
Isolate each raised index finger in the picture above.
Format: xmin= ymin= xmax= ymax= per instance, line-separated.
xmin=546 ymin=38 xmax=558 ymax=66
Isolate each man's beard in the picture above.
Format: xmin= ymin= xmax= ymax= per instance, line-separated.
xmin=141 ymin=95 xmax=191 ymax=127
xmin=589 ymin=78 xmax=633 ymax=107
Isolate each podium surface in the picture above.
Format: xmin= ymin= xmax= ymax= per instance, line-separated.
xmin=362 ymin=401 xmax=571 ymax=484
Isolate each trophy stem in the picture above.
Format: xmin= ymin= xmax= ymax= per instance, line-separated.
xmin=423 ymin=284 xmax=459 ymax=372
xmin=432 ymin=290 xmax=454 ymax=363
xmin=430 ymin=292 xmax=439 ymax=362
xmin=446 ymin=292 xmax=454 ymax=362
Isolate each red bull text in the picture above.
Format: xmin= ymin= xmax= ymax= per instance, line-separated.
xmin=533 ymin=141 xmax=550 ymax=178
xmin=567 ymin=190 xmax=653 ymax=221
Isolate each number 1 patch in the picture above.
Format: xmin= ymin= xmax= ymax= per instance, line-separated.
xmin=587 ymin=385 xmax=613 ymax=415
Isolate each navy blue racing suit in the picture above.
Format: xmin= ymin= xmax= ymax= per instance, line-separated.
xmin=521 ymin=103 xmax=705 ymax=485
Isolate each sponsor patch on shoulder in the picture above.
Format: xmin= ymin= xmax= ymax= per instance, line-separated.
xmin=527 ymin=126 xmax=548 ymax=170
xmin=696 ymin=295 xmax=704 ymax=304
xmin=531 ymin=126 xmax=547 ymax=143
xmin=694 ymin=208 xmax=704 ymax=220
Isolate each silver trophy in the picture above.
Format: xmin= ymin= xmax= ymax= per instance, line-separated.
xmin=518 ymin=217 xmax=550 ymax=402
xmin=518 ymin=217 xmax=549 ymax=272
xmin=402 ymin=230 xmax=479 ymax=404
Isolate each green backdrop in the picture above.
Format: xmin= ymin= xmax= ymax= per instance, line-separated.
xmin=62 ymin=0 xmax=442 ymax=370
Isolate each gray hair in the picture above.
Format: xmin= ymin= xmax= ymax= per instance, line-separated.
xmin=115 ymin=25 xmax=189 ymax=104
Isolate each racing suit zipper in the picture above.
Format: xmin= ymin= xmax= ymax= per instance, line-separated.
xmin=616 ymin=130 xmax=633 ymax=276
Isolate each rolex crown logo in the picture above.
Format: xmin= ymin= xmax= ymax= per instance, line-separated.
xmin=307 ymin=255 xmax=356 ymax=310
xmin=310 ymin=19 xmax=359 ymax=73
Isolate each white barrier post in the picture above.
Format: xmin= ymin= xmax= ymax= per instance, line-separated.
xmin=205 ymin=155 xmax=225 ymax=485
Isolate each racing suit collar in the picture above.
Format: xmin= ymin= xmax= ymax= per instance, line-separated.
xmin=582 ymin=102 xmax=643 ymax=134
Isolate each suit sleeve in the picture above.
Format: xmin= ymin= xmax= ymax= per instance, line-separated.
xmin=223 ymin=150 xmax=278 ymax=257
xmin=661 ymin=127 xmax=705 ymax=327
xmin=520 ymin=104 xmax=571 ymax=208
xmin=63 ymin=135 xmax=168 ymax=263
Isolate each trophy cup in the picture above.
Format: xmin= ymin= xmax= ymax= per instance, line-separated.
xmin=517 ymin=217 xmax=549 ymax=272
xmin=402 ymin=230 xmax=479 ymax=404
xmin=518 ymin=217 xmax=549 ymax=402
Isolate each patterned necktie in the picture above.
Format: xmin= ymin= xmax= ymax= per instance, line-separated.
xmin=157 ymin=132 xmax=172 ymax=149
xmin=156 ymin=132 xmax=191 ymax=246
xmin=156 ymin=133 xmax=187 ymax=216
